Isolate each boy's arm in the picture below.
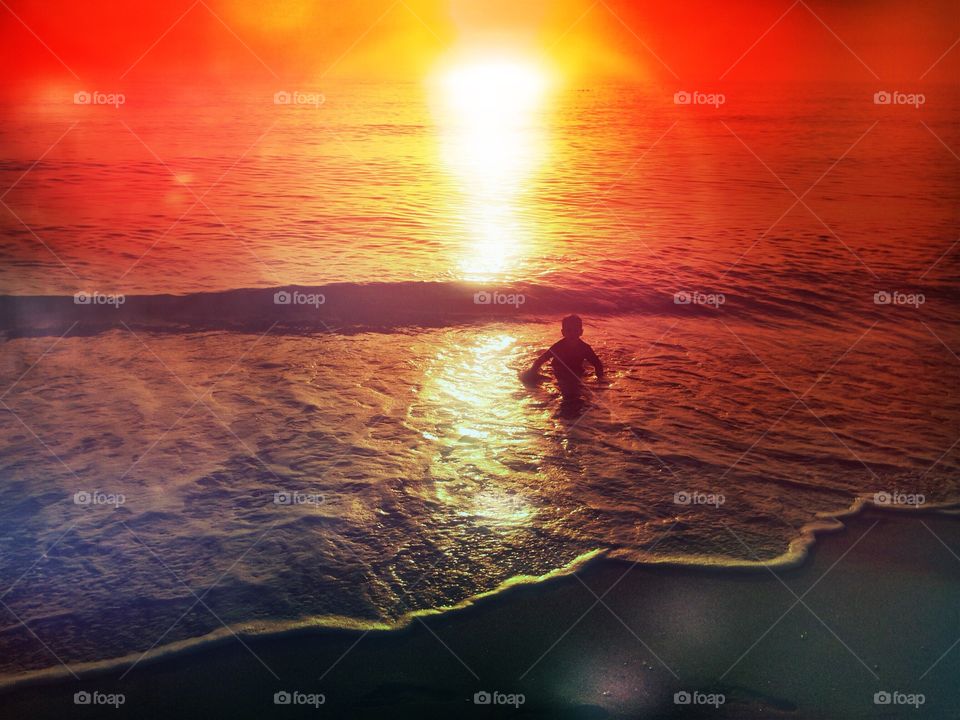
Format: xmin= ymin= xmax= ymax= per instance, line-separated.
xmin=529 ymin=348 xmax=553 ymax=372
xmin=521 ymin=347 xmax=554 ymax=384
xmin=585 ymin=344 xmax=604 ymax=379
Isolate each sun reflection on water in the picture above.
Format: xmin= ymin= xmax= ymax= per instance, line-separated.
xmin=411 ymin=331 xmax=541 ymax=528
xmin=431 ymin=56 xmax=552 ymax=282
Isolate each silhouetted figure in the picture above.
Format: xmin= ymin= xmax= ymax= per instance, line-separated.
xmin=522 ymin=315 xmax=603 ymax=412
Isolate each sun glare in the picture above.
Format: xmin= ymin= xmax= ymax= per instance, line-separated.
xmin=432 ymin=55 xmax=553 ymax=281
xmin=440 ymin=59 xmax=549 ymax=129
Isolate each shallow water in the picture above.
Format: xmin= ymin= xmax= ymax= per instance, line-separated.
xmin=0 ymin=81 xmax=958 ymax=680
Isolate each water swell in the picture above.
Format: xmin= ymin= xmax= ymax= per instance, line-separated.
xmin=0 ymin=281 xmax=817 ymax=336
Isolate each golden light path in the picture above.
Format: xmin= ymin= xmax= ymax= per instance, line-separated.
xmin=413 ymin=331 xmax=539 ymax=529
xmin=412 ymin=55 xmax=557 ymax=530
xmin=432 ymin=55 xmax=553 ymax=281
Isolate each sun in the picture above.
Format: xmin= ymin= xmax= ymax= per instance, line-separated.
xmin=438 ymin=57 xmax=551 ymax=129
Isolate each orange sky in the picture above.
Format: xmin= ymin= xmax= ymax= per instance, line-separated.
xmin=1 ymin=0 xmax=958 ymax=87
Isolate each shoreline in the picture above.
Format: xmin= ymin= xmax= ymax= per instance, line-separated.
xmin=2 ymin=504 xmax=959 ymax=718
xmin=0 ymin=496 xmax=945 ymax=693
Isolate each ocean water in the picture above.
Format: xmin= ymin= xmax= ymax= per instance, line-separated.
xmin=0 ymin=81 xmax=958 ymax=682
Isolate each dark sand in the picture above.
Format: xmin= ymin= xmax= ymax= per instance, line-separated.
xmin=2 ymin=509 xmax=958 ymax=719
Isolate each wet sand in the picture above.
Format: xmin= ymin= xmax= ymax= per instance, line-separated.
xmin=1 ymin=509 xmax=958 ymax=719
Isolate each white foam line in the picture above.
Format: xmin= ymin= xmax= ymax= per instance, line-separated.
xmin=0 ymin=500 xmax=956 ymax=693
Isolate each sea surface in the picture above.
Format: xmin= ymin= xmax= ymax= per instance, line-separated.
xmin=0 ymin=80 xmax=958 ymax=683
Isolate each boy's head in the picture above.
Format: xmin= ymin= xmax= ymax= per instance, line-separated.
xmin=561 ymin=314 xmax=583 ymax=339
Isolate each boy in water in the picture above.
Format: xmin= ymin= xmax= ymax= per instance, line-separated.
xmin=523 ymin=315 xmax=603 ymax=397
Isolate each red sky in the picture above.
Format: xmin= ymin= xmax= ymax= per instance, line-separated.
xmin=1 ymin=0 xmax=958 ymax=87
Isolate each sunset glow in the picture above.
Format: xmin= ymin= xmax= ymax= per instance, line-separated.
xmin=2 ymin=1 xmax=960 ymax=718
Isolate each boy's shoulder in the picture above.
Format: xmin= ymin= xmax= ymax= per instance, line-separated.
xmin=550 ymin=337 xmax=593 ymax=351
